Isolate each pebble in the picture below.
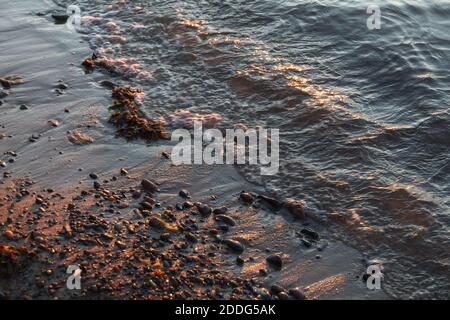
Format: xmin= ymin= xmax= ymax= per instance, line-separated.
xmin=301 ymin=228 xmax=319 ymax=240
xmin=196 ymin=203 xmax=212 ymax=216
xmin=120 ymin=168 xmax=128 ymax=175
xmin=288 ymin=288 xmax=306 ymax=300
xmin=285 ymin=198 xmax=306 ymax=219
xmin=48 ymin=119 xmax=60 ymax=127
xmin=266 ymin=254 xmax=283 ymax=270
xmin=89 ymin=173 xmax=98 ymax=180
xmin=213 ymin=206 xmax=228 ymax=215
xmin=258 ymin=195 xmax=282 ymax=208
xmin=57 ymin=83 xmax=68 ymax=90
xmin=270 ymin=284 xmax=284 ymax=295
xmin=236 ymin=257 xmax=245 ymax=265
xmin=259 ymin=269 xmax=268 ymax=276
xmin=0 ymin=161 xmax=6 ymax=168
xmin=132 ymin=190 xmax=141 ymax=199
xmin=141 ymin=202 xmax=153 ymax=210
xmin=143 ymin=196 xmax=155 ymax=205
xmin=183 ymin=201 xmax=194 ymax=208
xmin=240 ymin=192 xmax=254 ymax=203
xmin=93 ymin=181 xmax=101 ymax=189
xmin=257 ymin=288 xmax=272 ymax=300
xmin=63 ymin=224 xmax=72 ymax=239
xmin=161 ymin=151 xmax=170 ymax=159
xmin=141 ymin=179 xmax=159 ymax=193
xmin=52 ymin=13 xmax=69 ymax=24
xmin=149 ymin=217 xmax=177 ymax=232
xmin=223 ymin=239 xmax=244 ymax=253
xmin=215 ymin=214 xmax=236 ymax=226
xmin=278 ymin=292 xmax=291 ymax=300
xmin=99 ymin=80 xmax=116 ymax=90
xmin=185 ymin=233 xmax=197 ymax=243
xmin=179 ymin=189 xmax=190 ymax=198
xmin=3 ymin=230 xmax=14 ymax=239
xmin=19 ymin=104 xmax=28 ymax=110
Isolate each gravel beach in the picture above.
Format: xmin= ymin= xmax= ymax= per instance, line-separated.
xmin=0 ymin=0 xmax=388 ymax=300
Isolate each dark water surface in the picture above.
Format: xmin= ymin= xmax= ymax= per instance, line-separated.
xmin=51 ymin=0 xmax=450 ymax=298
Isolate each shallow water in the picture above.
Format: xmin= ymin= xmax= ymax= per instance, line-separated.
xmin=51 ymin=0 xmax=450 ymax=298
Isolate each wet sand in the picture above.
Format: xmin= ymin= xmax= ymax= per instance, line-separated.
xmin=0 ymin=0 xmax=387 ymax=299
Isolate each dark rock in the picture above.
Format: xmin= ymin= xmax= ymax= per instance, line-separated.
xmin=132 ymin=190 xmax=141 ymax=199
xmin=236 ymin=257 xmax=244 ymax=265
xmin=301 ymin=228 xmax=319 ymax=240
xmin=213 ymin=206 xmax=227 ymax=215
xmin=196 ymin=203 xmax=212 ymax=216
xmin=143 ymin=196 xmax=155 ymax=204
xmin=141 ymin=179 xmax=159 ymax=193
xmin=161 ymin=151 xmax=170 ymax=159
xmin=209 ymin=229 xmax=219 ymax=236
xmin=57 ymin=83 xmax=68 ymax=90
xmin=141 ymin=202 xmax=153 ymax=210
xmin=179 ymin=189 xmax=190 ymax=198
xmin=270 ymin=284 xmax=284 ymax=295
xmin=362 ymin=273 xmax=370 ymax=283
xmin=52 ymin=13 xmax=69 ymax=24
xmin=89 ymin=173 xmax=98 ymax=180
xmin=29 ymin=134 xmax=40 ymax=142
xmin=215 ymin=214 xmax=236 ymax=226
xmin=240 ymin=192 xmax=254 ymax=203
xmin=266 ymin=254 xmax=283 ymax=270
xmin=223 ymin=239 xmax=244 ymax=253
xmin=93 ymin=181 xmax=101 ymax=189
xmin=120 ymin=168 xmax=128 ymax=175
xmin=258 ymin=195 xmax=282 ymax=208
xmin=278 ymin=292 xmax=291 ymax=300
xmin=99 ymin=80 xmax=116 ymax=90
xmin=288 ymin=288 xmax=306 ymax=300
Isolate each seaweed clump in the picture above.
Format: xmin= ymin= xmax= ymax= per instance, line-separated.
xmin=109 ymin=87 xmax=166 ymax=141
xmin=81 ymin=52 xmax=98 ymax=73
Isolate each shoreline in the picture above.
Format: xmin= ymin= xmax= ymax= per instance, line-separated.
xmin=0 ymin=0 xmax=387 ymax=300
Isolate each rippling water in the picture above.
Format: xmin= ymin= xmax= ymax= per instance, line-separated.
xmin=53 ymin=0 xmax=450 ymax=298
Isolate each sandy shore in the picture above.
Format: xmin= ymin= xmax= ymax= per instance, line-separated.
xmin=0 ymin=0 xmax=387 ymax=300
